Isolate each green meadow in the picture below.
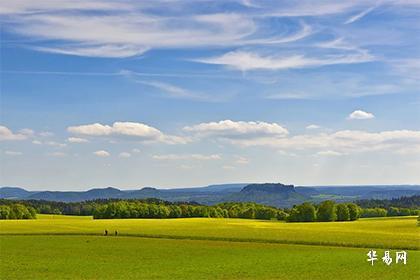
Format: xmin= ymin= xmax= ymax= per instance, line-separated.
xmin=1 ymin=215 xmax=419 ymax=279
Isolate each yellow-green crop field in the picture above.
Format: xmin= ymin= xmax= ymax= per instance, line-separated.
xmin=1 ymin=215 xmax=419 ymax=279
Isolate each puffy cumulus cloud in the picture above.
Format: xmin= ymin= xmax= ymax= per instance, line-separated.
xmin=67 ymin=137 xmax=89 ymax=143
xmin=0 ymin=125 xmax=29 ymax=141
xmin=306 ymin=124 xmax=320 ymax=130
xmin=93 ymin=150 xmax=110 ymax=157
xmin=348 ymin=110 xmax=375 ymax=120
xmin=152 ymin=154 xmax=221 ymax=161
xmin=68 ymin=122 xmax=188 ymax=144
xmin=68 ymin=123 xmax=113 ymax=136
xmin=119 ymin=152 xmax=131 ymax=158
xmin=183 ymin=120 xmax=288 ymax=139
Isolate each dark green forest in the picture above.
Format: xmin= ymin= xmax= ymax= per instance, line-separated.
xmin=0 ymin=195 xmax=418 ymax=221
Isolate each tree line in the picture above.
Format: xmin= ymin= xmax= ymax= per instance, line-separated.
xmin=0 ymin=203 xmax=37 ymax=219
xmin=0 ymin=196 xmax=418 ymax=221
xmin=91 ymin=201 xmax=289 ymax=220
xmin=287 ymin=201 xmax=360 ymax=222
xmin=0 ymin=199 xmax=287 ymax=221
xmin=355 ymin=195 xmax=420 ymax=209
xmin=286 ymin=200 xmax=418 ymax=222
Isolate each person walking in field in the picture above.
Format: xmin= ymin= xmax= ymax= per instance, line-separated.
xmin=104 ymin=229 xmax=108 ymax=236
xmin=115 ymin=230 xmax=118 ymax=236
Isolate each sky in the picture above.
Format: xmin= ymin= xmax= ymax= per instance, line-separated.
xmin=0 ymin=0 xmax=419 ymax=190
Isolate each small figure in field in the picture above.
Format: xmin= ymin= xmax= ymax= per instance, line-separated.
xmin=115 ymin=230 xmax=118 ymax=236
xmin=104 ymin=229 xmax=108 ymax=236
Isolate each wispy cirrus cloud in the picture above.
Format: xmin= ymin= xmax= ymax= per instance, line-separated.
xmin=1 ymin=2 xmax=312 ymax=58
xmin=344 ymin=5 xmax=378 ymax=24
xmin=194 ymin=50 xmax=374 ymax=71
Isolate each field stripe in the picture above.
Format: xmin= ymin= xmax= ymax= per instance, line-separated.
xmin=1 ymin=232 xmax=418 ymax=250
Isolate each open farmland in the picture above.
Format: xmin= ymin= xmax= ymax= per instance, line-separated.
xmin=0 ymin=215 xmax=419 ymax=279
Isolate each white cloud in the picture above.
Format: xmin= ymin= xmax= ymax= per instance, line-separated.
xmin=32 ymin=140 xmax=42 ymax=145
xmin=67 ymin=137 xmax=89 ymax=143
xmin=94 ymin=150 xmax=110 ymax=157
xmin=48 ymin=152 xmax=67 ymax=157
xmin=184 ymin=120 xmax=289 ymax=139
xmin=4 ymin=151 xmax=23 ymax=156
xmin=152 ymin=154 xmax=221 ymax=161
xmin=19 ymin=128 xmax=34 ymax=136
xmin=316 ymin=150 xmax=344 ymax=156
xmin=119 ymin=152 xmax=131 ymax=158
xmin=0 ymin=0 xmax=131 ymax=15
xmin=223 ymin=129 xmax=420 ymax=155
xmin=34 ymin=45 xmax=149 ymax=58
xmin=195 ymin=50 xmax=374 ymax=71
xmin=132 ymin=148 xmax=141 ymax=153
xmin=68 ymin=123 xmax=113 ymax=136
xmin=235 ymin=156 xmax=250 ymax=164
xmin=222 ymin=165 xmax=236 ymax=170
xmin=265 ymin=92 xmax=311 ymax=100
xmin=68 ymin=121 xmax=188 ymax=144
xmin=39 ymin=131 xmax=54 ymax=137
xmin=344 ymin=6 xmax=377 ymax=24
xmin=134 ymin=80 xmax=211 ymax=101
xmin=45 ymin=141 xmax=67 ymax=148
xmin=348 ymin=110 xmax=375 ymax=120
xmin=0 ymin=125 xmax=28 ymax=141
xmin=306 ymin=124 xmax=320 ymax=130
xmin=1 ymin=2 xmax=311 ymax=58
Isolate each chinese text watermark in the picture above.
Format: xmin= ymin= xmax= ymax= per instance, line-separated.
xmin=367 ymin=250 xmax=407 ymax=266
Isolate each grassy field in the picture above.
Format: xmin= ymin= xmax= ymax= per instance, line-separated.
xmin=1 ymin=214 xmax=418 ymax=249
xmin=1 ymin=215 xmax=419 ymax=279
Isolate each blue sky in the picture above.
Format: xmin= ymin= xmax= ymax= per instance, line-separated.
xmin=0 ymin=0 xmax=419 ymax=190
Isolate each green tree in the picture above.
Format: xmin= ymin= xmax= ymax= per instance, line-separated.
xmin=0 ymin=205 xmax=11 ymax=219
xmin=287 ymin=203 xmax=316 ymax=222
xmin=336 ymin=204 xmax=350 ymax=221
xmin=360 ymin=208 xmax=387 ymax=218
xmin=346 ymin=203 xmax=360 ymax=221
xmin=317 ymin=200 xmax=337 ymax=222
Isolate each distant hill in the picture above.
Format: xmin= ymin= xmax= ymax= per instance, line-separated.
xmin=1 ymin=184 xmax=419 ymax=206
xmin=0 ymin=187 xmax=33 ymax=199
xmin=28 ymin=187 xmax=124 ymax=202
xmin=225 ymin=183 xmax=308 ymax=208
